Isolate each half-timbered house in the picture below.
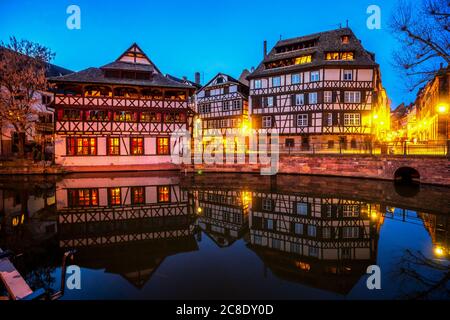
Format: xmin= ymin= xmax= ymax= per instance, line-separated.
xmin=247 ymin=28 xmax=389 ymax=151
xmin=49 ymin=43 xmax=196 ymax=171
xmin=196 ymin=73 xmax=250 ymax=142
xmin=248 ymin=191 xmax=383 ymax=293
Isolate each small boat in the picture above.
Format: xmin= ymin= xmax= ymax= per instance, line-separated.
xmin=0 ymin=249 xmax=75 ymax=300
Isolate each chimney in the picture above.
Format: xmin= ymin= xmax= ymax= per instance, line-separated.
xmin=251 ymin=66 xmax=255 ymax=73
xmin=182 ymin=76 xmax=187 ymax=81
xmin=263 ymin=40 xmax=267 ymax=58
xmin=195 ymin=72 xmax=201 ymax=85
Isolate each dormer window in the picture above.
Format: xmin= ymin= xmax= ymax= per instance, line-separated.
xmin=341 ymin=35 xmax=350 ymax=44
xmin=325 ymin=52 xmax=354 ymax=61
xmin=216 ymin=77 xmax=224 ymax=84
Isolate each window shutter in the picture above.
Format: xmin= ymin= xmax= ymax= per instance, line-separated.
xmin=360 ymin=90 xmax=366 ymax=103
xmin=273 ymin=96 xmax=277 ymax=107
xmin=271 ymin=115 xmax=276 ymax=128
xmin=291 ymin=94 xmax=296 ymax=106
xmin=308 ymin=113 xmax=312 ymax=127
xmin=85 ymin=111 xmax=90 ymax=120
xmin=57 ymin=109 xmax=63 ymax=121
xmin=340 ymin=91 xmax=345 ymax=103
xmin=305 ymin=93 xmax=309 ymax=105
xmin=318 ymin=92 xmax=323 ymax=104
xmin=332 ymin=91 xmax=337 ymax=103
xmin=332 ymin=113 xmax=339 ymax=125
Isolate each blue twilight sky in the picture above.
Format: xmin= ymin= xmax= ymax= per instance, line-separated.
xmin=0 ymin=0 xmax=414 ymax=107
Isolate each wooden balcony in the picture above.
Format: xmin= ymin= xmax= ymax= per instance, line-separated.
xmin=54 ymin=94 xmax=189 ymax=110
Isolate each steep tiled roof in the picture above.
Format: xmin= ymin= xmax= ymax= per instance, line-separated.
xmin=248 ymin=28 xmax=378 ymax=79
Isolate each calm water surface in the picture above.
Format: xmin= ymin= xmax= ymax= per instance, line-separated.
xmin=0 ymin=172 xmax=449 ymax=300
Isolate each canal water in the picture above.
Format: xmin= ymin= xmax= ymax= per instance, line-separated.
xmin=0 ymin=172 xmax=448 ymax=300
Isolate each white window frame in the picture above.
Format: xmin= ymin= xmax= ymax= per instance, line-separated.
xmin=344 ymin=113 xmax=361 ymax=126
xmin=309 ymin=92 xmax=318 ymax=104
xmin=344 ymin=91 xmax=361 ymax=103
xmin=295 ymin=94 xmax=304 ymax=105
xmin=267 ymin=219 xmax=274 ymax=230
xmin=297 ymin=114 xmax=308 ymax=127
xmin=262 ymin=116 xmax=272 ymax=128
xmin=254 ymin=79 xmax=262 ymax=89
xmin=265 ymin=96 xmax=274 ymax=107
xmin=223 ymin=101 xmax=230 ymax=112
xmin=272 ymin=76 xmax=281 ymax=87
xmin=326 ymin=113 xmax=333 ymax=126
xmin=343 ymin=70 xmax=353 ymax=81
xmin=322 ymin=227 xmax=331 ymax=239
xmin=262 ymin=198 xmax=273 ymax=210
xmin=310 ymin=71 xmax=320 ymax=82
xmin=232 ymin=100 xmax=241 ymax=110
xmin=343 ymin=227 xmax=359 ymax=239
xmin=324 ymin=91 xmax=332 ymax=103
xmin=291 ymin=73 xmax=301 ymax=84
xmin=308 ymin=246 xmax=319 ymax=257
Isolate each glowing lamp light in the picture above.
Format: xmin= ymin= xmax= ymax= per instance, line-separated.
xmin=373 ymin=114 xmax=379 ymax=120
xmin=197 ymin=207 xmax=203 ymax=214
xmin=437 ymin=103 xmax=449 ymax=114
xmin=434 ymin=246 xmax=445 ymax=257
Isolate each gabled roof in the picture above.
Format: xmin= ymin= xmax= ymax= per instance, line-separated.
xmin=49 ymin=43 xmax=194 ymax=90
xmin=198 ymin=72 xmax=249 ymax=92
xmin=166 ymin=74 xmax=202 ymax=89
xmin=248 ymin=28 xmax=378 ymax=79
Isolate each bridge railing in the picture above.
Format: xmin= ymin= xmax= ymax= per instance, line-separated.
xmin=279 ymin=140 xmax=448 ymax=156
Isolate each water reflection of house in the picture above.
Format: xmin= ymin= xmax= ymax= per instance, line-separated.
xmin=419 ymin=213 xmax=450 ymax=258
xmin=248 ymin=191 xmax=383 ymax=294
xmin=56 ymin=173 xmax=198 ymax=288
xmin=0 ymin=182 xmax=57 ymax=244
xmin=191 ymin=189 xmax=250 ymax=247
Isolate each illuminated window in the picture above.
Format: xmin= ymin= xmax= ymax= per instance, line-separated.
xmin=131 ymin=187 xmax=145 ymax=205
xmin=325 ymin=52 xmax=354 ymax=61
xmin=322 ymin=227 xmax=331 ymax=239
xmin=68 ymin=189 xmax=98 ymax=207
xmin=310 ymin=71 xmax=320 ymax=82
xmin=297 ymin=114 xmax=308 ymax=127
xmin=295 ymin=55 xmax=312 ymax=65
xmin=344 ymin=113 xmax=361 ymax=126
xmin=140 ymin=112 xmax=161 ymax=122
xmin=87 ymin=110 xmax=109 ymax=121
xmin=164 ymin=113 xmax=186 ymax=123
xmin=108 ymin=137 xmax=120 ymax=155
xmin=343 ymin=205 xmax=360 ymax=217
xmin=157 ymin=186 xmax=170 ymax=203
xmin=344 ymin=91 xmax=361 ymax=103
xmin=62 ymin=109 xmax=81 ymax=121
xmin=199 ymin=104 xmax=211 ymax=113
xmin=114 ymin=111 xmax=137 ymax=122
xmin=254 ymin=79 xmax=262 ymax=89
xmin=130 ymin=137 xmax=144 ymax=155
xmin=108 ymin=187 xmax=121 ymax=206
xmin=67 ymin=137 xmax=97 ymax=156
xmin=341 ymin=35 xmax=350 ymax=44
xmin=156 ymin=137 xmax=170 ymax=155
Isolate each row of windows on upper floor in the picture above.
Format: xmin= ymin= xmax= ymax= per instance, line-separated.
xmin=67 ymin=185 xmax=171 ymax=207
xmin=197 ymin=85 xmax=239 ymax=98
xmin=65 ymin=136 xmax=170 ymax=156
xmin=254 ymin=91 xmax=363 ymax=108
xmin=253 ymin=70 xmax=357 ymax=89
xmin=260 ymin=113 xmax=361 ymax=128
xmin=199 ymin=100 xmax=242 ymax=114
xmin=264 ymin=52 xmax=354 ymax=70
xmin=58 ymin=109 xmax=187 ymax=123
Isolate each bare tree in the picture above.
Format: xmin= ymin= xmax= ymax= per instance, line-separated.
xmin=394 ymin=249 xmax=450 ymax=299
xmin=390 ymin=0 xmax=450 ymax=92
xmin=0 ymin=37 xmax=54 ymax=157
